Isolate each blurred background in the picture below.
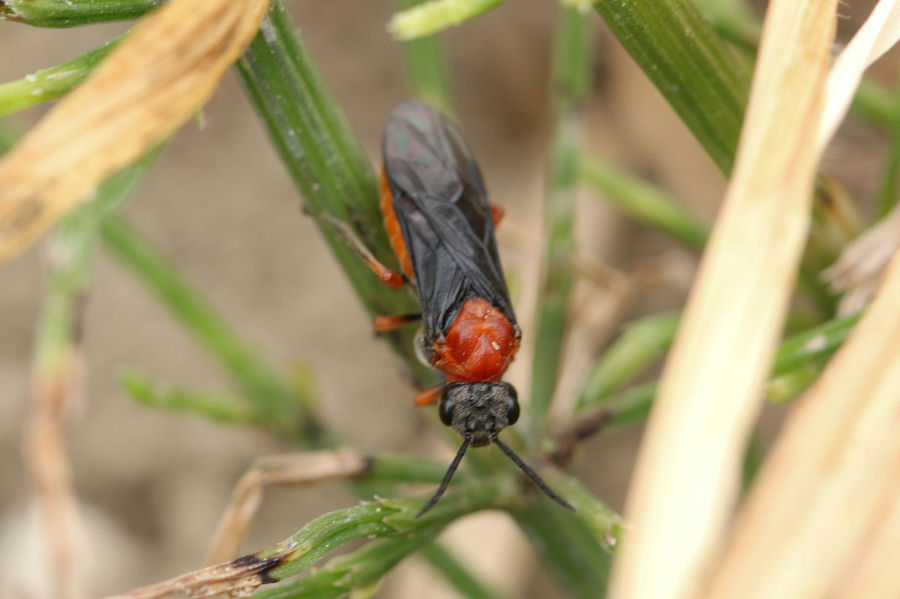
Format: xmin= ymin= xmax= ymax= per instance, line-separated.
xmin=0 ymin=0 xmax=891 ymax=597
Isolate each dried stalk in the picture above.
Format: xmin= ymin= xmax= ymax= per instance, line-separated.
xmin=205 ymin=450 xmax=369 ymax=565
xmin=102 ymin=548 xmax=295 ymax=599
xmin=817 ymin=0 xmax=900 ymax=150
xmin=26 ymin=350 xmax=84 ymax=599
xmin=703 ymin=252 xmax=900 ymax=598
xmin=820 ymin=1 xmax=900 ymax=310
xmin=0 ymin=0 xmax=270 ymax=263
xmin=608 ymin=1 xmax=836 ymax=598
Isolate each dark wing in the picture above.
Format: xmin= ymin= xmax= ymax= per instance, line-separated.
xmin=382 ymin=100 xmax=516 ymax=341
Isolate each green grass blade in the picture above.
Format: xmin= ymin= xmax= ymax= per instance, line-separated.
xmin=528 ymin=2 xmax=593 ymax=430
xmin=575 ymin=312 xmax=680 ymax=412
xmin=394 ymin=0 xmax=454 ymax=114
xmin=0 ymin=0 xmax=161 ymax=27
xmin=364 ymin=455 xmax=457 ymax=486
xmin=120 ymin=373 xmax=265 ymax=428
xmin=235 ymin=1 xmax=437 ymax=386
xmin=579 ymin=155 xmax=709 ymax=249
xmin=263 ymin=479 xmax=513 ymax=581
xmin=591 ymin=0 xmax=750 ymax=174
xmin=766 ymin=363 xmax=825 ymax=404
xmin=0 ymin=121 xmax=18 ymax=152
xmin=514 ymin=500 xmax=613 ymax=599
xmin=33 ymin=150 xmax=160 ymax=378
xmin=572 ymin=311 xmax=862 ymax=432
xmin=546 ymin=475 xmax=623 ymax=554
xmin=254 ymin=527 xmax=444 ymax=599
xmin=389 ymin=0 xmax=503 ymax=41
xmin=418 ymin=542 xmax=508 ymax=599
xmin=0 ymin=37 xmax=119 ymax=117
xmin=99 ymin=216 xmax=326 ymax=443
xmin=876 ymin=102 xmax=900 ymax=219
xmin=770 ymin=312 xmax=860 ymax=377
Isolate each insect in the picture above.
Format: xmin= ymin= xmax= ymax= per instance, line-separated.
xmin=370 ymin=101 xmax=573 ymax=516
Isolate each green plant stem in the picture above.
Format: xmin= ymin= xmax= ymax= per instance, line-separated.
xmin=575 ymin=312 xmax=680 ymax=412
xmin=600 ymin=382 xmax=657 ymax=426
xmin=388 ymin=0 xmax=504 ymax=41
xmin=692 ymin=0 xmax=760 ymax=55
xmin=254 ymin=527 xmax=444 ymax=599
xmin=571 ymin=311 xmax=862 ymax=433
xmin=539 ymin=471 xmax=624 ymax=553
xmin=33 ymin=150 xmax=160 ymax=377
xmin=876 ymin=98 xmax=900 ymax=219
xmin=99 ymin=216 xmax=326 ymax=444
xmin=581 ymin=156 xmax=835 ymax=316
xmin=263 ymin=479 xmax=514 ymax=581
xmin=364 ymin=454 xmax=455 ymax=485
xmin=0 ymin=121 xmax=17 ymax=152
xmin=741 ymin=433 xmax=765 ymax=489
xmin=0 ymin=0 xmax=162 ymax=26
xmin=529 ymin=2 xmax=593 ymax=431
xmin=770 ymin=312 xmax=860 ymax=377
xmin=418 ymin=542 xmax=508 ymax=599
xmin=119 ymin=373 xmax=265 ymax=428
xmin=394 ymin=0 xmax=454 ymax=115
xmin=514 ymin=500 xmax=613 ymax=599
xmin=854 ymin=79 xmax=900 ymax=130
xmin=766 ymin=363 xmax=824 ymax=404
xmin=235 ymin=1 xmax=436 ymax=387
xmin=0 ymin=37 xmax=119 ymax=117
xmin=591 ymin=0 xmax=749 ymax=174
xmin=579 ymin=156 xmax=709 ymax=249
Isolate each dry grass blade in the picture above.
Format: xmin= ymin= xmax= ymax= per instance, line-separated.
xmin=837 ymin=473 xmax=900 ymax=599
xmin=703 ymin=253 xmax=900 ymax=599
xmin=820 ymin=1 xmax=900 ymax=311
xmin=608 ymin=2 xmax=837 ymax=599
xmin=205 ymin=450 xmax=369 ymax=565
xmin=101 ymin=545 xmax=296 ymax=599
xmin=0 ymin=0 xmax=270 ymax=264
xmin=818 ymin=0 xmax=900 ymax=150
xmin=26 ymin=353 xmax=84 ymax=599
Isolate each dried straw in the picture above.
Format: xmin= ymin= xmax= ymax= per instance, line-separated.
xmin=703 ymin=251 xmax=900 ymax=598
xmin=700 ymin=2 xmax=900 ymax=594
xmin=608 ymin=1 xmax=837 ymax=598
xmin=0 ymin=0 xmax=270 ymax=264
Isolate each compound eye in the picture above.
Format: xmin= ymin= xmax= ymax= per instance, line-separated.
xmin=439 ymin=400 xmax=454 ymax=426
xmin=500 ymin=384 xmax=519 ymax=424
xmin=438 ymin=388 xmax=456 ymax=426
xmin=505 ymin=396 xmax=520 ymax=425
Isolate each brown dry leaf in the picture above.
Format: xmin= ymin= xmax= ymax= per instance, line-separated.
xmin=608 ymin=2 xmax=837 ymax=599
xmin=0 ymin=0 xmax=271 ymax=264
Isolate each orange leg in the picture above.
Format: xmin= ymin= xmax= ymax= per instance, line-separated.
xmin=307 ymin=209 xmax=406 ymax=289
xmin=373 ymin=313 xmax=421 ymax=331
xmin=490 ymin=204 xmax=504 ymax=228
xmin=414 ymin=386 xmax=442 ymax=406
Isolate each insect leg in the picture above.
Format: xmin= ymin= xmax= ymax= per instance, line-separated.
xmin=306 ymin=209 xmax=407 ymax=289
xmin=413 ymin=386 xmax=443 ymax=406
xmin=373 ymin=313 xmax=421 ymax=331
xmin=490 ymin=204 xmax=504 ymax=228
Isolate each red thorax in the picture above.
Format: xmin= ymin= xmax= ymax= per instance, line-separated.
xmin=432 ymin=297 xmax=520 ymax=382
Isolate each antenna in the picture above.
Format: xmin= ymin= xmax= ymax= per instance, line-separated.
xmin=416 ymin=434 xmax=471 ymax=517
xmin=492 ymin=435 xmax=574 ymax=511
